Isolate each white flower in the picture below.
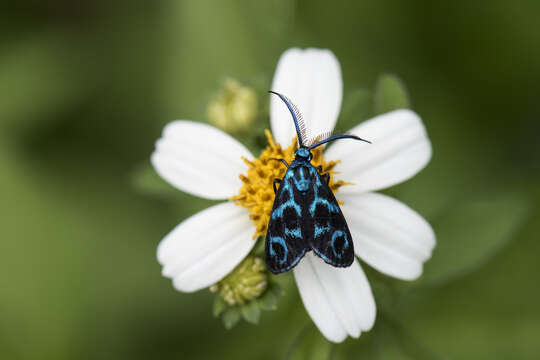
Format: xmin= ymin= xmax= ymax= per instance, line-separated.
xmin=152 ymin=48 xmax=435 ymax=343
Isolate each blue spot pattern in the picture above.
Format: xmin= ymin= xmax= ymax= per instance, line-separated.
xmin=265 ymin=153 xmax=354 ymax=273
xmin=268 ymin=237 xmax=288 ymax=265
xmin=314 ymin=223 xmax=331 ymax=237
xmin=270 ymin=170 xmax=302 ymax=219
xmin=309 ymin=167 xmax=339 ymax=217
xmin=331 ymin=230 xmax=349 ymax=259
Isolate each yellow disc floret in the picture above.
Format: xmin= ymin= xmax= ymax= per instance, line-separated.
xmin=231 ymin=130 xmax=349 ymax=239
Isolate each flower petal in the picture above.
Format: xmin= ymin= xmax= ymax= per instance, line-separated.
xmin=157 ymin=202 xmax=256 ymax=292
xmin=325 ymin=109 xmax=431 ymax=194
xmin=270 ymin=48 xmax=342 ymax=146
xmin=340 ymin=192 xmax=436 ymax=280
xmin=294 ymin=253 xmax=376 ymax=343
xmin=151 ymin=121 xmax=253 ymax=200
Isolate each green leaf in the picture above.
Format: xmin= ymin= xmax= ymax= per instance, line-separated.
xmin=421 ymin=194 xmax=530 ymax=285
xmin=221 ymin=307 xmax=241 ymax=329
xmin=212 ymin=295 xmax=227 ymax=317
xmin=258 ymin=289 xmax=278 ymax=311
xmin=373 ymin=74 xmax=410 ymax=114
xmin=240 ymin=301 xmax=261 ymax=324
xmin=258 ymin=281 xmax=282 ymax=311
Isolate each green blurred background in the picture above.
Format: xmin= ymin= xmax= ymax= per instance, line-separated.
xmin=1 ymin=1 xmax=539 ymax=359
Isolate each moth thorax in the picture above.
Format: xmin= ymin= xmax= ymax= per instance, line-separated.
xmin=294 ymin=166 xmax=312 ymax=192
xmin=295 ymin=147 xmax=312 ymax=161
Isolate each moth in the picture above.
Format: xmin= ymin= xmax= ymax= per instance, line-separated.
xmin=265 ymin=91 xmax=370 ymax=274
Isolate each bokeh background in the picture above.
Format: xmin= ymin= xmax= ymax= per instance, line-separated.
xmin=1 ymin=1 xmax=539 ymax=359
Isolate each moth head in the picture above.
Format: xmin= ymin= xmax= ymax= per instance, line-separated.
xmin=294 ymin=147 xmax=312 ymax=162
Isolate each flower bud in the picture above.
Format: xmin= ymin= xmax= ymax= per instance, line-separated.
xmin=211 ymin=256 xmax=267 ymax=305
xmin=207 ymin=78 xmax=258 ymax=133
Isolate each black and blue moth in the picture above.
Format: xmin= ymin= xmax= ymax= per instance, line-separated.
xmin=265 ymin=91 xmax=370 ymax=274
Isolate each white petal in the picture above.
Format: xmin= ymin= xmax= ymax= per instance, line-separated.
xmin=340 ymin=192 xmax=436 ymax=280
xmin=325 ymin=109 xmax=431 ymax=194
xmin=157 ymin=202 xmax=256 ymax=292
xmin=294 ymin=253 xmax=376 ymax=343
xmin=151 ymin=121 xmax=253 ymax=200
xmin=270 ymin=48 xmax=342 ymax=146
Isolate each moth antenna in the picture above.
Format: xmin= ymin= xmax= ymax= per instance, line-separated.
xmin=308 ymin=133 xmax=371 ymax=150
xmin=269 ymin=91 xmax=307 ymax=147
xmin=306 ymin=131 xmax=333 ymax=147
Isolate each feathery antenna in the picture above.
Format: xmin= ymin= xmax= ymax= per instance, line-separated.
xmin=308 ymin=134 xmax=371 ymax=150
xmin=269 ymin=91 xmax=307 ymax=147
xmin=306 ymin=131 xmax=332 ymax=147
xmin=270 ymin=91 xmax=371 ymax=149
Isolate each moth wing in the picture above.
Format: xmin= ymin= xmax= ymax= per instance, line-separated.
xmin=265 ymin=170 xmax=309 ymax=274
xmin=309 ymin=173 xmax=355 ymax=267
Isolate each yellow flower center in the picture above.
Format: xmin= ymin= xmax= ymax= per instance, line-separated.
xmin=231 ymin=130 xmax=349 ymax=239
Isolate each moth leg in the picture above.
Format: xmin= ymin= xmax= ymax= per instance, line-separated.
xmin=321 ymin=173 xmax=330 ymax=185
xmin=269 ymin=158 xmax=289 ymax=168
xmin=315 ymin=165 xmax=323 ymax=173
xmin=273 ymin=178 xmax=282 ymax=194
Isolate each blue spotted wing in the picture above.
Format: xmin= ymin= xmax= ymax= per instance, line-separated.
xmin=308 ymin=170 xmax=355 ymax=268
xmin=265 ymin=163 xmax=354 ymax=273
xmin=265 ymin=168 xmax=310 ymax=274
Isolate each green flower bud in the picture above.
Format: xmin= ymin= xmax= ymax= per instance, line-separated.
xmin=210 ymin=256 xmax=267 ymax=305
xmin=207 ymin=78 xmax=258 ymax=133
